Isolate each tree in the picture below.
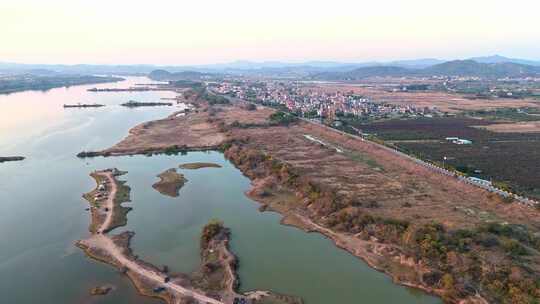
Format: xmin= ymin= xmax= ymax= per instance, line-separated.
xmin=441 ymin=273 xmax=456 ymax=301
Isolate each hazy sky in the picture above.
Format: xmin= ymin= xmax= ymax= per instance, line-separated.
xmin=1 ymin=0 xmax=539 ymax=65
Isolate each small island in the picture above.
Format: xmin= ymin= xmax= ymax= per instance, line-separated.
xmin=0 ymin=156 xmax=25 ymax=163
xmin=152 ymin=168 xmax=188 ymax=198
xmin=179 ymin=162 xmax=222 ymax=170
xmin=121 ymin=100 xmax=173 ymax=108
xmin=63 ymin=103 xmax=105 ymax=108
xmin=90 ymin=285 xmax=113 ymax=296
xmin=88 ymin=87 xmax=169 ymax=92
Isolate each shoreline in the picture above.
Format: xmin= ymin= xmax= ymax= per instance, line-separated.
xmin=179 ymin=162 xmax=222 ymax=170
xmin=121 ymin=100 xmax=173 ymax=108
xmin=229 ymin=152 xmax=456 ymax=302
xmin=247 ymin=191 xmax=489 ymax=304
xmin=76 ymin=151 xmax=451 ymax=303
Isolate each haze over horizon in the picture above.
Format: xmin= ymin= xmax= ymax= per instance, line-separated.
xmin=2 ymin=0 xmax=539 ymax=65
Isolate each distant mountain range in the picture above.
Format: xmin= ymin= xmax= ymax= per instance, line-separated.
xmin=469 ymin=55 xmax=540 ymax=66
xmin=180 ymin=56 xmax=540 ymax=71
xmin=314 ymin=60 xmax=540 ymax=80
xmin=425 ymin=60 xmax=540 ymax=77
xmin=1 ymin=55 xmax=539 ymax=78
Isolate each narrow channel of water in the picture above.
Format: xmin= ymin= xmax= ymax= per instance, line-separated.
xmin=0 ymin=77 xmax=441 ymax=303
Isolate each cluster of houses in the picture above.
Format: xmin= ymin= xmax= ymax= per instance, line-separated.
xmin=214 ymin=80 xmax=440 ymax=120
xmin=93 ymin=180 xmax=109 ymax=202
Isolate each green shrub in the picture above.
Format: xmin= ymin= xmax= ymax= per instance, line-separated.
xmin=200 ymin=220 xmax=224 ymax=249
xmin=268 ymin=111 xmax=298 ymax=126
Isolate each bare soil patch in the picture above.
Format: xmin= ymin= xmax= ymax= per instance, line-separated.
xmin=179 ymin=162 xmax=222 ymax=170
xmin=477 ymin=121 xmax=540 ymax=133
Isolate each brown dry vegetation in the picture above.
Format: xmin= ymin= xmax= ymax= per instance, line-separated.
xmin=83 ymin=172 xmax=132 ymax=233
xmin=98 ymin=103 xmax=273 ymax=156
xmin=478 ymin=121 xmax=540 ymax=133
xmin=226 ymin=118 xmax=539 ymax=230
xmin=101 ymin=110 xmax=225 ymax=155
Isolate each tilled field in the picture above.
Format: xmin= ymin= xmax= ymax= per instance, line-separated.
xmin=306 ymin=84 xmax=540 ymax=113
xmin=358 ymin=117 xmax=540 ymax=200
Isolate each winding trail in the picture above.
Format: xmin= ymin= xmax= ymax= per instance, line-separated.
xmin=79 ymin=170 xmax=224 ymax=304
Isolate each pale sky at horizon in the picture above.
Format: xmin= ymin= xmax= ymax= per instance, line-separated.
xmin=1 ymin=0 xmax=539 ymax=65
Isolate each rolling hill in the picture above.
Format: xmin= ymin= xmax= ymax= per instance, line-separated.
xmin=314 ymin=66 xmax=414 ymax=80
xmin=423 ymin=60 xmax=540 ymax=77
xmin=313 ymin=60 xmax=540 ymax=80
xmin=469 ymin=55 xmax=540 ymax=66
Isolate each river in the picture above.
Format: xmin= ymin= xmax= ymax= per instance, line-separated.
xmin=0 ymin=77 xmax=441 ymax=304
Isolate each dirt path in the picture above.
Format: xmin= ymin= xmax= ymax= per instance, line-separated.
xmin=83 ymin=234 xmax=223 ymax=304
xmin=82 ymin=171 xmax=224 ymax=304
xmin=99 ymin=172 xmax=116 ymax=233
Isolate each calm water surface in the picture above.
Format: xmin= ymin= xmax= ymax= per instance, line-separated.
xmin=0 ymin=77 xmax=441 ymax=304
